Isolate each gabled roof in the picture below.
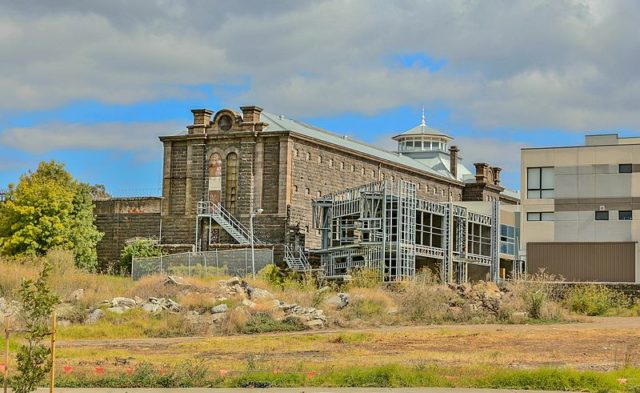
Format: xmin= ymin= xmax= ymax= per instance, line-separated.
xmin=260 ymin=111 xmax=457 ymax=181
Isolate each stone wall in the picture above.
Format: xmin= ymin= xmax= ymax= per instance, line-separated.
xmin=94 ymin=197 xmax=162 ymax=272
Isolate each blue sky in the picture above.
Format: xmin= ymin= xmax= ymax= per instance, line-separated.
xmin=1 ymin=1 xmax=639 ymax=195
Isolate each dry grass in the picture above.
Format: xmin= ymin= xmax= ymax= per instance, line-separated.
xmin=50 ymin=317 xmax=640 ymax=374
xmin=0 ymin=250 xmax=131 ymax=305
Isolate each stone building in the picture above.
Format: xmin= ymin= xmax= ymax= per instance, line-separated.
xmin=94 ymin=106 xmax=518 ymax=270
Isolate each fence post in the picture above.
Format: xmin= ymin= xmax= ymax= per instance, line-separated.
xmin=160 ymin=254 xmax=163 ymax=275
xmin=215 ymin=249 xmax=219 ymax=273
xmin=245 ymin=248 xmax=248 ymax=277
xmin=204 ymin=253 xmax=208 ymax=275
xmin=188 ymin=252 xmax=192 ymax=277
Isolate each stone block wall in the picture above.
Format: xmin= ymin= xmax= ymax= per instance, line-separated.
xmin=94 ymin=197 xmax=162 ymax=272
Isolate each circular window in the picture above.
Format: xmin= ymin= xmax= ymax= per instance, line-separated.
xmin=218 ymin=115 xmax=232 ymax=131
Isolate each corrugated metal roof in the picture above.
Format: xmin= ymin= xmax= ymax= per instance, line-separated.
xmin=392 ymin=123 xmax=451 ymax=140
xmin=260 ymin=111 xmax=455 ymax=180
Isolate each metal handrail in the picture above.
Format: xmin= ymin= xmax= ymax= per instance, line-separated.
xmin=198 ymin=201 xmax=263 ymax=244
xmin=284 ymin=244 xmax=311 ymax=271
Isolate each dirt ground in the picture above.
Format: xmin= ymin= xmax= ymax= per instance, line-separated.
xmin=55 ymin=317 xmax=640 ymax=372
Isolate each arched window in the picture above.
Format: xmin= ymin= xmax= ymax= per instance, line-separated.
xmin=208 ymin=153 xmax=222 ymax=203
xmin=225 ymin=153 xmax=238 ymax=213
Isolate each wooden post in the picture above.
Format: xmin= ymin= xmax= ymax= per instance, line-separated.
xmin=3 ymin=320 xmax=8 ymax=393
xmin=49 ymin=311 xmax=56 ymax=393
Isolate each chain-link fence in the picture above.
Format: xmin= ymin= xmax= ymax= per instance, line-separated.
xmin=131 ymin=248 xmax=274 ymax=280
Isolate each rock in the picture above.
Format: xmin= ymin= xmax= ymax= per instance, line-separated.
xmin=325 ymin=293 xmax=349 ymax=310
xmin=106 ymin=306 xmax=127 ymax=314
xmin=242 ymin=299 xmax=256 ymax=308
xmin=86 ymin=309 xmax=104 ymax=324
xmin=211 ymin=312 xmax=226 ymax=323
xmin=251 ymin=287 xmax=274 ymax=299
xmin=304 ymin=319 xmax=325 ymax=329
xmin=227 ymin=277 xmax=241 ymax=286
xmin=134 ymin=296 xmax=144 ymax=305
xmin=66 ymin=289 xmax=84 ymax=303
xmin=212 ymin=304 xmax=228 ymax=314
xmin=164 ymin=275 xmax=186 ymax=286
xmin=142 ymin=302 xmax=163 ymax=313
xmin=111 ymin=297 xmax=136 ymax=308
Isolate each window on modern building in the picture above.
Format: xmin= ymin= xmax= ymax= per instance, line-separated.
xmin=225 ymin=152 xmax=238 ymax=214
xmin=619 ymin=210 xmax=632 ymax=220
xmin=527 ymin=212 xmax=554 ymax=221
xmin=595 ymin=211 xmax=609 ymax=220
xmin=619 ymin=164 xmax=632 ymax=173
xmin=527 ymin=167 xmax=554 ymax=199
xmin=500 ymin=224 xmax=517 ymax=255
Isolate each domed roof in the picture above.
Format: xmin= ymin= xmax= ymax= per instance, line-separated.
xmin=392 ymin=110 xmax=452 ymax=141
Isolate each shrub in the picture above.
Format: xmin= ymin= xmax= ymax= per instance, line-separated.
xmin=341 ymin=288 xmax=396 ymax=323
xmin=241 ymin=312 xmax=305 ymax=334
xmin=563 ymin=284 xmax=629 ymax=316
xmin=258 ymin=264 xmax=286 ymax=289
xmin=511 ymin=271 xmax=561 ymax=320
xmin=119 ymin=238 xmax=164 ymax=274
xmin=347 ymin=267 xmax=382 ymax=289
xmin=396 ymin=281 xmax=451 ymax=323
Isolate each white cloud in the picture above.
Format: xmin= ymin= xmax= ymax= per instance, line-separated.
xmin=1 ymin=0 xmax=640 ymax=131
xmin=0 ymin=121 xmax=182 ymax=159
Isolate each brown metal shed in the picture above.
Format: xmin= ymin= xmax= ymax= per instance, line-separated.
xmin=527 ymin=242 xmax=636 ymax=282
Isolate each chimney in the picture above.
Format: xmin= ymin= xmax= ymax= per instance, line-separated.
xmin=492 ymin=167 xmax=502 ymax=185
xmin=449 ymin=145 xmax=459 ymax=180
xmin=240 ymin=105 xmax=263 ymax=123
xmin=474 ymin=163 xmax=489 ymax=184
xmin=192 ymin=109 xmax=213 ymax=126
xmin=189 ymin=109 xmax=213 ymax=134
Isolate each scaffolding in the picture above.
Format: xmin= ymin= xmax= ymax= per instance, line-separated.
xmin=312 ymin=180 xmax=504 ymax=283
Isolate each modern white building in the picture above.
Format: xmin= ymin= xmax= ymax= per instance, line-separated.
xmin=520 ymin=134 xmax=640 ymax=283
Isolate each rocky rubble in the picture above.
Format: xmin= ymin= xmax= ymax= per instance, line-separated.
xmin=55 ymin=275 xmax=329 ymax=330
xmin=103 ymin=296 xmax=181 ymax=314
xmin=447 ymin=281 xmax=525 ymax=318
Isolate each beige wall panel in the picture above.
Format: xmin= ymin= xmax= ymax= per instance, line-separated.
xmin=527 ymin=242 xmax=636 ymax=282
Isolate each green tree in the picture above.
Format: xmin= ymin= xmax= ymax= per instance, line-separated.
xmin=11 ymin=263 xmax=59 ymax=393
xmin=119 ymin=238 xmax=164 ymax=274
xmin=0 ymin=161 xmax=103 ymax=270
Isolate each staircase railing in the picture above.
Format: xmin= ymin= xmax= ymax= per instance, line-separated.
xmin=284 ymin=244 xmax=311 ymax=272
xmin=198 ymin=201 xmax=263 ymax=245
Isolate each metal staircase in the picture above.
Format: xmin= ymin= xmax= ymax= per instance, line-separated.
xmin=197 ymin=201 xmax=263 ymax=245
xmin=284 ymin=244 xmax=311 ymax=272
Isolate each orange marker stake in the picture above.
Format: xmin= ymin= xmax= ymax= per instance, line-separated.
xmin=307 ymin=371 xmax=316 ymax=378
xmin=219 ymin=369 xmax=229 ymax=378
xmin=63 ymin=366 xmax=73 ymax=375
xmin=95 ymin=366 xmax=105 ymax=375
